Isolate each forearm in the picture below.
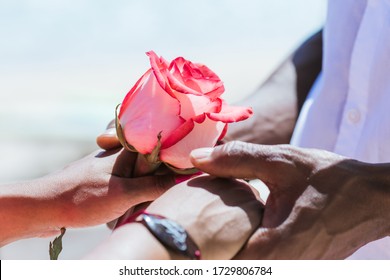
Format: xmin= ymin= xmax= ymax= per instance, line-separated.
xmin=0 ymin=175 xmax=64 ymax=246
xmin=85 ymin=223 xmax=173 ymax=260
xmin=225 ymin=58 xmax=298 ymax=145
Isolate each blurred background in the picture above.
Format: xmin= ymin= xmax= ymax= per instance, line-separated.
xmin=0 ymin=0 xmax=326 ymax=259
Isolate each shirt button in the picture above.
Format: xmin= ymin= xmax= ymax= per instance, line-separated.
xmin=347 ymin=108 xmax=361 ymax=124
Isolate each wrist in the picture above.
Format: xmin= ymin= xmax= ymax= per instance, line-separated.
xmin=35 ymin=172 xmax=73 ymax=229
xmin=305 ymin=157 xmax=390 ymax=256
xmin=117 ymin=223 xmax=173 ymax=260
xmin=116 ymin=210 xmax=201 ymax=260
xmin=86 ymin=222 xmax=172 ymax=259
xmin=44 ymin=168 xmax=93 ymax=229
xmin=0 ymin=177 xmax=63 ymax=246
xmin=335 ymin=160 xmax=390 ymax=241
xmin=360 ymin=162 xmax=390 ymax=236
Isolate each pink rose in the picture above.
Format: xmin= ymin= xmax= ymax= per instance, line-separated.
xmin=117 ymin=51 xmax=252 ymax=170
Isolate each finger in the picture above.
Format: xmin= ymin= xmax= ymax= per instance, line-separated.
xmin=111 ymin=173 xmax=177 ymax=204
xmin=112 ymin=149 xmax=138 ymax=178
xmin=106 ymin=174 xmax=176 ymax=229
xmin=96 ymin=127 xmax=121 ymax=150
xmin=190 ymin=141 xmax=308 ymax=187
xmin=96 ymin=120 xmax=122 ymax=150
xmin=190 ymin=141 xmax=272 ymax=181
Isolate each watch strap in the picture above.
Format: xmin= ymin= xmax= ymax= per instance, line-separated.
xmin=119 ymin=210 xmax=201 ymax=260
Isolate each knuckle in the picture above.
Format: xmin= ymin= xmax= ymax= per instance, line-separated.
xmin=216 ymin=140 xmax=258 ymax=160
xmin=216 ymin=141 xmax=244 ymax=158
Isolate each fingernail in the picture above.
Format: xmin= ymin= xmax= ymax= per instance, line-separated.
xmin=190 ymin=148 xmax=213 ymax=160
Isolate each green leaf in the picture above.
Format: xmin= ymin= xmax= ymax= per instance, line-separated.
xmin=49 ymin=227 xmax=66 ymax=260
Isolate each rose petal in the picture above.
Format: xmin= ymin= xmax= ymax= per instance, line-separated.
xmin=164 ymin=57 xmax=225 ymax=96
xmin=208 ymin=103 xmax=253 ymax=123
xmin=170 ymin=62 xmax=186 ymax=85
xmin=160 ymin=115 xmax=225 ymax=169
xmin=218 ymin=123 xmax=228 ymax=141
xmin=147 ymin=51 xmax=177 ymax=98
xmin=176 ymin=94 xmax=222 ymax=120
xmin=119 ymin=69 xmax=152 ymax=117
xmin=182 ymin=62 xmax=225 ymax=97
xmin=166 ymin=70 xmax=203 ymax=95
xmin=160 ymin=115 xmax=201 ymax=150
xmin=119 ymin=71 xmax=184 ymax=154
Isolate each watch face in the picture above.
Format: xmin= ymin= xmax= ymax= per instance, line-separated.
xmin=142 ymin=214 xmax=200 ymax=259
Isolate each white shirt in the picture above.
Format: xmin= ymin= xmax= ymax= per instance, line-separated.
xmin=291 ymin=0 xmax=390 ymax=259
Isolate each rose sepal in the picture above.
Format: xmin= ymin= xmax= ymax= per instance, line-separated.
xmin=132 ymin=132 xmax=163 ymax=176
xmin=164 ymin=163 xmax=199 ymax=175
xmin=115 ymin=104 xmax=138 ymax=153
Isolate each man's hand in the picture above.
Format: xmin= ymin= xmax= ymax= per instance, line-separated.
xmin=190 ymin=141 xmax=390 ymax=259
xmin=55 ymin=148 xmax=176 ymax=228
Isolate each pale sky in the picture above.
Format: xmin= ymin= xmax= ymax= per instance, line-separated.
xmin=0 ymin=0 xmax=327 ymax=141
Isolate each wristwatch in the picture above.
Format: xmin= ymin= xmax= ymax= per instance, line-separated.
xmin=120 ymin=210 xmax=201 ymax=260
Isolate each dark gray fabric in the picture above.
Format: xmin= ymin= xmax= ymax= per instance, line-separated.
xmin=292 ymin=30 xmax=323 ymax=113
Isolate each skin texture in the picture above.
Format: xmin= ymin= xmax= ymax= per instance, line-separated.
xmin=86 ymin=175 xmax=263 ymax=260
xmin=0 ymin=148 xmax=176 ymax=247
xmin=190 ymin=141 xmax=390 ymax=259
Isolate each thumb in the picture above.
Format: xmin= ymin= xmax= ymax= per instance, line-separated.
xmin=190 ymin=141 xmax=265 ymax=180
xmin=96 ymin=120 xmax=122 ymax=150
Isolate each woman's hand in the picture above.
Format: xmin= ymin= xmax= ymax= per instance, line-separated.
xmin=0 ymin=148 xmax=176 ymax=246
xmin=96 ymin=119 xmax=121 ymax=150
xmin=53 ymin=148 xmax=176 ymax=228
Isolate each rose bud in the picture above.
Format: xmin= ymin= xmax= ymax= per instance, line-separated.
xmin=116 ymin=51 xmax=252 ymax=173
